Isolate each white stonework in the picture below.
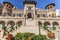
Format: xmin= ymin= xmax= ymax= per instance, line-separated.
xmin=0 ymin=1 xmax=60 ymax=40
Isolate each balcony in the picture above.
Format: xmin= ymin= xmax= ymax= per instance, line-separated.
xmin=0 ymin=16 xmax=23 ymax=19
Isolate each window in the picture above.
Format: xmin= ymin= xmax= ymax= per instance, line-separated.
xmin=6 ymin=4 xmax=8 ymax=7
xmin=43 ymin=14 xmax=46 ymax=17
xmin=37 ymin=14 xmax=40 ymax=17
xmin=28 ymin=7 xmax=32 ymax=10
xmin=50 ymin=6 xmax=53 ymax=8
xmin=3 ymin=13 xmax=7 ymax=16
xmin=0 ymin=13 xmax=2 ymax=15
xmin=27 ymin=12 xmax=32 ymax=18
xmin=7 ymin=13 xmax=12 ymax=16
xmin=48 ymin=7 xmax=49 ymax=9
xmin=13 ymin=13 xmax=15 ymax=17
xmin=50 ymin=5 xmax=53 ymax=8
xmin=49 ymin=14 xmax=51 ymax=17
xmin=52 ymin=14 xmax=55 ymax=17
xmin=9 ymin=6 xmax=10 ymax=8
xmin=18 ymin=14 xmax=21 ymax=17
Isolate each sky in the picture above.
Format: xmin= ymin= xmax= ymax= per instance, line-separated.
xmin=0 ymin=0 xmax=60 ymax=10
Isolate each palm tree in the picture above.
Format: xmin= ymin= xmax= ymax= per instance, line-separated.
xmin=52 ymin=25 xmax=56 ymax=30
xmin=39 ymin=25 xmax=41 ymax=35
xmin=43 ymin=25 xmax=51 ymax=32
xmin=2 ymin=25 xmax=7 ymax=37
xmin=38 ymin=22 xmax=42 ymax=35
xmin=52 ymin=25 xmax=56 ymax=39
xmin=10 ymin=26 xmax=15 ymax=32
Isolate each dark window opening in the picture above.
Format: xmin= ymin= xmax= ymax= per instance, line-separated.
xmin=27 ymin=12 xmax=32 ymax=18
xmin=43 ymin=14 xmax=46 ymax=17
xmin=3 ymin=13 xmax=7 ymax=16
xmin=37 ymin=14 xmax=40 ymax=17
xmin=7 ymin=13 xmax=12 ymax=16
xmin=52 ymin=14 xmax=55 ymax=17
xmin=28 ymin=7 xmax=31 ymax=10
xmin=13 ymin=14 xmax=15 ymax=17
xmin=18 ymin=14 xmax=21 ymax=17
xmin=0 ymin=13 xmax=2 ymax=16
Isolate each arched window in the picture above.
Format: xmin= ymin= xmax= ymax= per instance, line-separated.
xmin=27 ymin=12 xmax=32 ymax=18
xmin=18 ymin=14 xmax=21 ymax=17
xmin=28 ymin=7 xmax=32 ymax=10
xmin=3 ymin=12 xmax=7 ymax=16
xmin=0 ymin=21 xmax=5 ymax=26
xmin=6 ymin=4 xmax=8 ymax=7
xmin=37 ymin=14 xmax=40 ymax=17
xmin=52 ymin=14 xmax=55 ymax=17
xmin=0 ymin=21 xmax=5 ymax=30
xmin=44 ymin=22 xmax=50 ymax=26
xmin=53 ymin=22 xmax=59 ymax=26
xmin=13 ymin=13 xmax=15 ymax=17
xmin=7 ymin=13 xmax=12 ymax=16
xmin=0 ymin=13 xmax=2 ymax=15
xmin=7 ymin=21 xmax=15 ymax=26
xmin=17 ymin=21 xmax=22 ymax=27
xmin=43 ymin=14 xmax=46 ymax=17
xmin=38 ymin=21 xmax=42 ymax=26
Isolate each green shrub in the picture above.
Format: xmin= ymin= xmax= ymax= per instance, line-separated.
xmin=14 ymin=32 xmax=47 ymax=40
xmin=52 ymin=26 xmax=56 ymax=30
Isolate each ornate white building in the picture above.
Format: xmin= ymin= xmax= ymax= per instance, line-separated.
xmin=0 ymin=0 xmax=60 ymax=40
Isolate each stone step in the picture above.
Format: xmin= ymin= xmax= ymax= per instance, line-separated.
xmin=0 ymin=30 xmax=4 ymax=40
xmin=10 ymin=26 xmax=39 ymax=36
xmin=26 ymin=19 xmax=36 ymax=26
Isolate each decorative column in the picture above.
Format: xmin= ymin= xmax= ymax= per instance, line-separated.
xmin=59 ymin=23 xmax=60 ymax=29
xmin=35 ymin=14 xmax=38 ymax=26
xmin=5 ymin=22 xmax=7 ymax=27
xmin=22 ymin=14 xmax=26 ymax=26
xmin=13 ymin=25 xmax=16 ymax=30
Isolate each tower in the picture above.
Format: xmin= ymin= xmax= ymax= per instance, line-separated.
xmin=23 ymin=0 xmax=37 ymax=19
xmin=45 ymin=3 xmax=56 ymax=17
xmin=2 ymin=2 xmax=13 ymax=16
xmin=45 ymin=3 xmax=55 ymax=11
xmin=23 ymin=0 xmax=37 ymax=26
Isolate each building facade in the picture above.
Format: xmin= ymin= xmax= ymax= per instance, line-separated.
xmin=0 ymin=0 xmax=60 ymax=40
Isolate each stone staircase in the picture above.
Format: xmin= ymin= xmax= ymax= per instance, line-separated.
xmin=26 ymin=19 xmax=36 ymax=26
xmin=10 ymin=19 xmax=39 ymax=36
xmin=10 ymin=26 xmax=39 ymax=36
xmin=0 ymin=30 xmax=4 ymax=40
